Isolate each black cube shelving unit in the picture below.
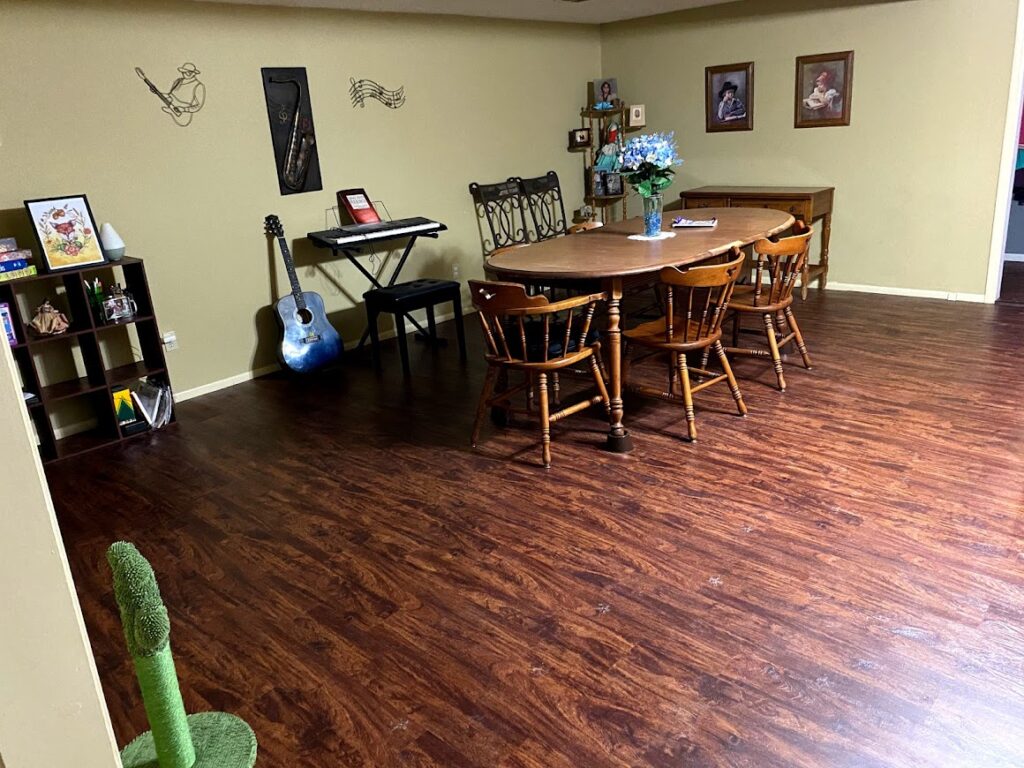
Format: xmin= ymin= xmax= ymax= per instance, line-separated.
xmin=0 ymin=257 xmax=174 ymax=463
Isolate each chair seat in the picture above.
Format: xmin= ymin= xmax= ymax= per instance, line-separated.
xmin=729 ymin=284 xmax=792 ymax=313
xmin=364 ymin=279 xmax=459 ymax=308
xmin=624 ymin=317 xmax=721 ymax=351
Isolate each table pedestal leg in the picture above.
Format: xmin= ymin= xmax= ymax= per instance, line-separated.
xmin=604 ymin=277 xmax=634 ymax=453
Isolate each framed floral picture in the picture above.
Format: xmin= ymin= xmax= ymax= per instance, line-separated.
xmin=705 ymin=62 xmax=754 ymax=132
xmin=795 ymin=51 xmax=854 ymax=128
xmin=24 ymin=195 xmax=107 ymax=272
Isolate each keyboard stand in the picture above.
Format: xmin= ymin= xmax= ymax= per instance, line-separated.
xmin=310 ymin=230 xmax=445 ymax=351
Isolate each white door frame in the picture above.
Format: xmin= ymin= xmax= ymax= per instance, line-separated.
xmin=986 ymin=0 xmax=1024 ymax=303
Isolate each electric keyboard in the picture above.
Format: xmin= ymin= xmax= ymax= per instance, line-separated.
xmin=308 ymin=217 xmax=446 ymax=248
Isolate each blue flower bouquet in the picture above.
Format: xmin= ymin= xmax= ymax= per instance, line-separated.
xmin=619 ymin=132 xmax=681 ymax=237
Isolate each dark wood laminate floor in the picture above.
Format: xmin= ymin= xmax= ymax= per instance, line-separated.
xmin=49 ymin=290 xmax=1024 ymax=768
xmin=999 ymin=260 xmax=1024 ymax=306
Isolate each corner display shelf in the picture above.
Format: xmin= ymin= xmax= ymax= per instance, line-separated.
xmin=574 ymin=104 xmax=643 ymax=224
xmin=0 ymin=257 xmax=174 ymax=464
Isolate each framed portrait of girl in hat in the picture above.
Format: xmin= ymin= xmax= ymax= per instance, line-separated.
xmin=795 ymin=51 xmax=854 ymax=128
xmin=705 ymin=62 xmax=754 ymax=133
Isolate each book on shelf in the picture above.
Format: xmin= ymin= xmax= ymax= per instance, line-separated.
xmin=0 ymin=259 xmax=28 ymax=274
xmin=112 ymin=387 xmax=138 ymax=426
xmin=1 ymin=302 xmax=16 ymax=346
xmin=0 ymin=265 xmax=37 ymax=282
xmin=0 ymin=237 xmax=17 ymax=253
xmin=0 ymin=248 xmax=32 ymax=264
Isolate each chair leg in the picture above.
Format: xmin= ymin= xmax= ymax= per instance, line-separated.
xmin=452 ymin=294 xmax=467 ymax=361
xmin=590 ymin=355 xmax=612 ymax=420
xmin=472 ymin=365 xmax=499 ymax=447
xmin=763 ymin=313 xmax=787 ymax=391
xmin=784 ymin=307 xmax=812 ymax=369
xmin=715 ymin=341 xmax=747 ymax=416
xmin=552 ymin=372 xmax=561 ymax=406
xmin=396 ymin=313 xmax=411 ymax=378
xmin=426 ymin=305 xmax=437 ymax=343
xmin=537 ymin=371 xmax=552 ymax=468
xmin=676 ymin=352 xmax=697 ymax=442
xmin=367 ymin=306 xmax=382 ymax=370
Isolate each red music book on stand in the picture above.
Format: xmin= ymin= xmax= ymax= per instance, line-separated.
xmin=337 ymin=188 xmax=381 ymax=225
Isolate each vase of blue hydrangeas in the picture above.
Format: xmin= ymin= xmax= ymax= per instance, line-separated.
xmin=619 ymin=132 xmax=681 ymax=238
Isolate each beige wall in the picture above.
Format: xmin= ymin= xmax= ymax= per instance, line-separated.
xmin=601 ymin=0 xmax=1018 ymax=296
xmin=0 ymin=0 xmax=600 ymax=393
xmin=0 ymin=342 xmax=120 ymax=765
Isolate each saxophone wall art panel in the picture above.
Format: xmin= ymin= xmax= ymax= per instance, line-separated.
xmin=261 ymin=67 xmax=323 ymax=196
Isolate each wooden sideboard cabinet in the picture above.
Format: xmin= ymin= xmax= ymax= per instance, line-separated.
xmin=679 ymin=186 xmax=834 ymax=299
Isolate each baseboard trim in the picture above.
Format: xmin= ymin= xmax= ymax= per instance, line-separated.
xmin=175 ymin=364 xmax=281 ymax=403
xmin=825 ymin=282 xmax=986 ymax=303
xmin=173 ymin=307 xmax=468 ymax=403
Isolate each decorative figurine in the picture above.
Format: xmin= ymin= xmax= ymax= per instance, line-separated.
xmin=594 ymin=120 xmax=624 ymax=173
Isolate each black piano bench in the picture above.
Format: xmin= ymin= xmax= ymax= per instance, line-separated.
xmin=363 ymin=279 xmax=468 ymax=378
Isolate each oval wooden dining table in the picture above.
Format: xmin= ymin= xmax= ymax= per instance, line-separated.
xmin=485 ymin=207 xmax=795 ymax=453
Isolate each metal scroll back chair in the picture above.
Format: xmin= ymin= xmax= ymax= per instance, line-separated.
xmin=725 ymin=222 xmax=814 ymax=391
xmin=468 ymin=280 xmax=611 ymax=468
xmin=515 ymin=171 xmax=568 ymax=242
xmin=469 ymin=179 xmax=530 ymax=257
xmin=623 ymin=250 xmax=748 ymax=442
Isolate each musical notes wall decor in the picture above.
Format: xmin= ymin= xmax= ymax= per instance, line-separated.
xmin=349 ymin=78 xmax=406 ymax=109
xmin=261 ymin=67 xmax=323 ymax=196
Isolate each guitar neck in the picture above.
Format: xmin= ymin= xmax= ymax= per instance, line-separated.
xmin=277 ymin=236 xmax=307 ymax=310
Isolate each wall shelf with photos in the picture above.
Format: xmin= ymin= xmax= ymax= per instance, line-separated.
xmin=0 ymin=256 xmax=175 ymax=464
xmin=569 ymin=90 xmax=647 ymax=224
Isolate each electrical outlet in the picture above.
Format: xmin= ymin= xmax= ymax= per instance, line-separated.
xmin=162 ymin=331 xmax=178 ymax=351
xmin=453 ymin=263 xmax=461 ymax=280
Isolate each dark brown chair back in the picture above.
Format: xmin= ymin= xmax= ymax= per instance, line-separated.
xmin=515 ymin=171 xmax=568 ymax=242
xmin=660 ymin=249 xmax=745 ymax=345
xmin=749 ymin=222 xmax=814 ymax=307
xmin=468 ymin=179 xmax=530 ymax=255
xmin=469 ymin=280 xmax=605 ymax=365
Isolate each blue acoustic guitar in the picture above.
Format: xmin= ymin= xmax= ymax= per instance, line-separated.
xmin=264 ymin=214 xmax=343 ymax=373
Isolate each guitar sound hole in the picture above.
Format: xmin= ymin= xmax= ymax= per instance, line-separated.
xmin=296 ymin=308 xmax=314 ymax=325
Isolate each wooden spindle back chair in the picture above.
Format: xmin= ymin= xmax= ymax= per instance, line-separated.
xmin=726 ymin=222 xmax=814 ymax=391
xmin=469 ymin=280 xmax=610 ymax=468
xmin=623 ymin=249 xmax=747 ymax=441
xmin=515 ymin=171 xmax=568 ymax=242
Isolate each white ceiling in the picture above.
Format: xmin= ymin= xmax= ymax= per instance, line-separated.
xmin=193 ymin=0 xmax=737 ymax=25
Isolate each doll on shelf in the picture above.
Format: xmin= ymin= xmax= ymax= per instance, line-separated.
xmin=594 ymin=120 xmax=623 ymax=172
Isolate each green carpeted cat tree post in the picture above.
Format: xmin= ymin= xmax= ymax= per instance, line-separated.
xmin=108 ymin=541 xmax=258 ymax=768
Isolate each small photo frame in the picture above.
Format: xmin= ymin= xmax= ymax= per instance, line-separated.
xmin=795 ymin=51 xmax=854 ymax=128
xmin=568 ymin=127 xmax=593 ymax=150
xmin=592 ymin=77 xmax=619 ymax=106
xmin=603 ymin=172 xmax=623 ymax=196
xmin=706 ymin=62 xmax=754 ymax=133
xmin=24 ymin=195 xmax=106 ymax=272
xmin=588 ymin=168 xmax=606 ymax=198
xmin=628 ymin=104 xmax=646 ymax=128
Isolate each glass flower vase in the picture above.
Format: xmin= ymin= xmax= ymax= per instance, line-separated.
xmin=642 ymin=193 xmax=664 ymax=237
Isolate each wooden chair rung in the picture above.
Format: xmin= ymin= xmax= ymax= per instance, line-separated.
xmin=549 ymin=395 xmax=604 ymax=423
xmin=689 ymin=374 xmax=728 ymax=394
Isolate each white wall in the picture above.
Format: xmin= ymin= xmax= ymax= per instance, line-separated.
xmin=0 ymin=343 xmax=120 ymax=766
